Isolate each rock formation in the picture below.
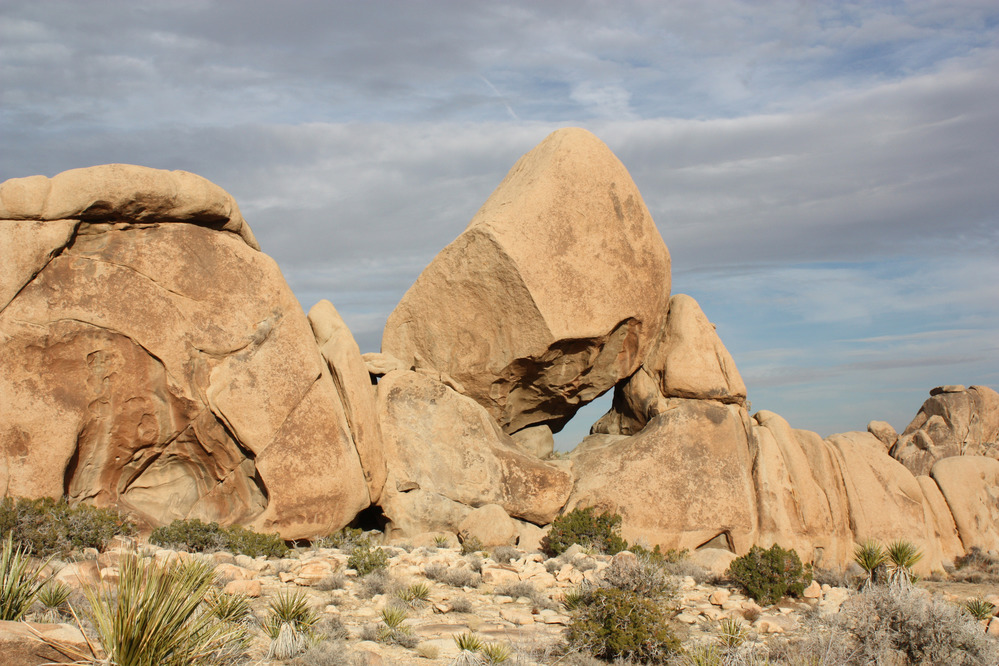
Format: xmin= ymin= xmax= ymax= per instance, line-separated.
xmin=374 ymin=371 xmax=573 ymax=541
xmin=890 ymin=385 xmax=999 ymax=475
xmin=592 ymin=293 xmax=747 ymax=435
xmin=382 ymin=128 xmax=671 ymax=436
xmin=0 ymin=165 xmax=369 ymax=539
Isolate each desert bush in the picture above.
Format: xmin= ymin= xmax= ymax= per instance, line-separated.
xmin=396 ymin=581 xmax=431 ymax=608
xmin=0 ymin=496 xmax=136 ymax=557
xmin=1 ymin=533 xmax=49 ymax=621
xmin=444 ymin=567 xmax=482 ymax=589
xmin=565 ymin=587 xmax=680 ymax=663
xmin=314 ymin=571 xmax=346 ymax=591
xmin=465 ymin=552 xmax=484 ymax=573
xmin=602 ymin=553 xmax=678 ymax=602
xmin=346 ymin=539 xmax=389 ymax=575
xmin=83 ymin=553 xmax=250 ymax=666
xmin=357 ymin=569 xmax=398 ymax=598
xmin=149 ymin=518 xmax=288 ymax=558
xmin=451 ymin=596 xmax=474 ymax=614
xmin=541 ymin=507 xmax=628 ymax=557
xmin=314 ymin=527 xmax=365 ymax=550
xmin=290 ymin=641 xmax=360 ymax=666
xmin=726 ymin=544 xmax=812 ymax=606
xmin=458 ymin=531 xmax=485 ymax=555
xmin=491 ymin=546 xmax=520 ymax=564
xmin=376 ymin=605 xmax=418 ymax=647
xmin=423 ymin=562 xmax=448 ymax=581
xmin=837 ymin=584 xmax=999 ymax=665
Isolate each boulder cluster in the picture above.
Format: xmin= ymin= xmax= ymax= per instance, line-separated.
xmin=1 ymin=129 xmax=997 ymax=572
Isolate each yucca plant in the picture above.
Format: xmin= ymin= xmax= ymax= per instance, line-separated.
xmin=561 ymin=585 xmax=589 ymax=611
xmin=480 ymin=641 xmax=512 ymax=664
xmin=854 ymin=539 xmax=887 ymax=589
xmin=717 ymin=617 xmax=747 ymax=648
xmin=885 ymin=539 xmax=923 ymax=589
xmin=965 ymin=597 xmax=996 ymax=622
xmin=264 ymin=589 xmax=319 ymax=659
xmin=380 ymin=605 xmax=409 ymax=631
xmin=454 ymin=631 xmax=485 ymax=652
xmin=206 ymin=589 xmax=253 ymax=624
xmin=84 ymin=553 xmax=250 ymax=666
xmin=1 ymin=533 xmax=49 ymax=621
xmin=433 ymin=534 xmax=451 ymax=548
xmin=35 ymin=580 xmax=72 ymax=622
xmin=397 ymin=581 xmax=431 ymax=607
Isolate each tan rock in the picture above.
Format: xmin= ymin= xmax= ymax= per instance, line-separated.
xmin=0 ymin=164 xmax=257 ymax=248
xmin=567 ymin=399 xmax=758 ymax=553
xmin=709 ymin=589 xmax=730 ymax=606
xmin=510 ymin=425 xmax=555 ymax=459
xmin=890 ymin=385 xmax=999 ymax=475
xmin=375 ymin=371 xmax=573 ymax=538
xmin=802 ymin=580 xmax=822 ymax=599
xmin=931 ymin=456 xmax=999 ymax=552
xmin=223 ymin=579 xmax=262 ymax=597
xmin=0 ymin=166 xmax=368 ymax=538
xmin=827 ymin=431 xmax=944 ymax=573
xmin=592 ymin=295 xmax=745 ymax=435
xmin=459 ymin=504 xmax=518 ymax=547
xmin=867 ymin=421 xmax=898 ymax=448
xmin=383 ymin=128 xmax=671 ymax=434
xmin=53 ymin=561 xmax=101 ymax=588
xmin=752 ymin=411 xmax=853 ymax=567
xmin=309 ymin=300 xmax=386 ymax=502
xmin=915 ymin=475 xmax=965 ymax=564
xmin=690 ymin=549 xmax=738 ymax=577
xmin=361 ymin=352 xmax=411 ymax=377
xmin=0 ymin=620 xmax=95 ymax=666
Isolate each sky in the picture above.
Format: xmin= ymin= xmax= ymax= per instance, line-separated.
xmin=2 ymin=1 xmax=997 ymax=450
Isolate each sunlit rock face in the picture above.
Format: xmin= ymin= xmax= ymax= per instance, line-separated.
xmin=382 ymin=128 xmax=671 ymax=437
xmin=0 ymin=165 xmax=370 ymax=539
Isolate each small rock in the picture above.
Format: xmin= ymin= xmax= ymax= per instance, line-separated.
xmin=224 ymin=579 xmax=261 ymax=597
xmin=802 ymin=580 xmax=822 ymax=599
xmin=499 ymin=608 xmax=535 ymax=625
xmin=676 ymin=613 xmax=699 ymax=624
xmin=709 ymin=589 xmax=730 ymax=606
xmin=753 ymin=618 xmax=784 ymax=634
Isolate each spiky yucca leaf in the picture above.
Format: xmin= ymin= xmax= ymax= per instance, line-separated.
xmin=854 ymin=539 xmax=887 ymax=588
xmin=480 ymin=641 xmax=512 ymax=664
xmin=36 ymin=580 xmax=72 ymax=610
xmin=380 ymin=605 xmax=408 ymax=630
xmin=0 ymin=533 xmax=49 ymax=621
xmin=717 ymin=617 xmax=747 ymax=648
xmin=206 ymin=589 xmax=253 ymax=624
xmin=886 ymin=540 xmax=923 ymax=589
xmin=965 ymin=597 xmax=996 ymax=621
xmin=264 ymin=589 xmax=319 ymax=659
xmin=84 ymin=553 xmax=249 ymax=666
xmin=454 ymin=631 xmax=484 ymax=652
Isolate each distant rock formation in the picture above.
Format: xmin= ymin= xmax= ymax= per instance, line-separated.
xmin=890 ymin=385 xmax=999 ymax=475
xmin=382 ymin=128 xmax=671 ymax=436
xmin=0 ymin=165 xmax=370 ymax=539
xmin=2 ymin=133 xmax=998 ymax=574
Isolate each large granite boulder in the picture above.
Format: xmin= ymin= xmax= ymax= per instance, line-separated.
xmin=890 ymin=385 xmax=999 ymax=475
xmin=567 ymin=399 xmax=759 ymax=553
xmin=374 ymin=371 xmax=574 ymax=540
xmin=931 ymin=456 xmax=999 ymax=553
xmin=0 ymin=165 xmax=369 ymax=539
xmin=593 ymin=294 xmax=746 ymax=435
xmin=382 ymin=128 xmax=671 ymax=436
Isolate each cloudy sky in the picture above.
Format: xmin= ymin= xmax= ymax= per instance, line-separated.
xmin=2 ymin=1 xmax=997 ymax=448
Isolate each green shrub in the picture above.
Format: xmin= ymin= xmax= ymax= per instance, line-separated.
xmin=314 ymin=527 xmax=365 ymax=550
xmin=0 ymin=496 xmax=136 ymax=557
xmin=565 ymin=587 xmax=680 ymax=663
xmin=726 ymin=544 xmax=812 ymax=606
xmin=149 ymin=518 xmax=288 ymax=558
xmin=347 ymin=539 xmax=389 ymax=575
xmin=602 ymin=553 xmax=677 ymax=602
xmin=541 ymin=507 xmax=628 ymax=557
xmin=458 ymin=530 xmax=484 ymax=555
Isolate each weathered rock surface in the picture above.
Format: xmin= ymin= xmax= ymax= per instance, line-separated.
xmin=931 ymin=456 xmax=999 ymax=553
xmin=309 ymin=300 xmax=386 ymax=502
xmin=568 ymin=399 xmax=759 ymax=553
xmin=867 ymin=420 xmax=898 ymax=448
xmin=890 ymin=385 xmax=999 ymax=475
xmin=592 ymin=294 xmax=746 ymax=436
xmin=375 ymin=371 xmax=574 ymax=540
xmin=0 ymin=165 xmax=368 ymax=539
xmin=0 ymin=620 xmax=94 ymax=666
xmin=382 ymin=128 xmax=671 ymax=435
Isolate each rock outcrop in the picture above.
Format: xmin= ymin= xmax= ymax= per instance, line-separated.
xmin=567 ymin=399 xmax=759 ymax=554
xmin=592 ymin=294 xmax=746 ymax=436
xmin=890 ymin=385 xmax=999 ymax=476
xmin=0 ymin=165 xmax=369 ymax=539
xmin=375 ymin=371 xmax=573 ymax=540
xmin=382 ymin=128 xmax=671 ymax=436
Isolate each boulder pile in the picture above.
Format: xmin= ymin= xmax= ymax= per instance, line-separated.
xmin=2 ymin=129 xmax=997 ymax=572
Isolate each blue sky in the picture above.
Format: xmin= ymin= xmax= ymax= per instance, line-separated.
xmin=2 ymin=1 xmax=997 ymax=448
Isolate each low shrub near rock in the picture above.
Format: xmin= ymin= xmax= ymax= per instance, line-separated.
xmin=836 ymin=584 xmax=999 ymax=665
xmin=346 ymin=538 xmax=389 ymax=575
xmin=541 ymin=507 xmax=628 ymax=557
xmin=565 ymin=587 xmax=681 ymax=664
xmin=726 ymin=544 xmax=812 ymax=606
xmin=149 ymin=518 xmax=288 ymax=558
xmin=0 ymin=496 xmax=136 ymax=557
xmin=602 ymin=553 xmax=677 ymax=602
